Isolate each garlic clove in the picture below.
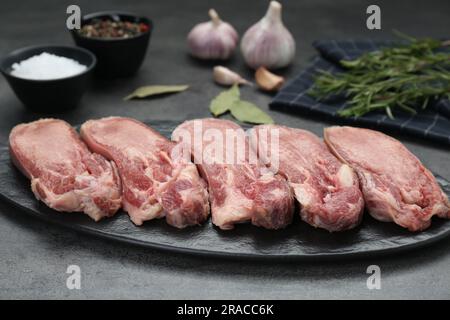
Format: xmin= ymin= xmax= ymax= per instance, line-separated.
xmin=255 ymin=67 xmax=285 ymax=92
xmin=187 ymin=9 xmax=239 ymax=60
xmin=241 ymin=1 xmax=296 ymax=69
xmin=213 ymin=66 xmax=251 ymax=86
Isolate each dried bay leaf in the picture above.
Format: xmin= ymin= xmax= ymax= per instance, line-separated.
xmin=210 ymin=84 xmax=274 ymax=124
xmin=230 ymin=100 xmax=274 ymax=124
xmin=124 ymin=85 xmax=189 ymax=100
xmin=209 ymin=84 xmax=240 ymax=116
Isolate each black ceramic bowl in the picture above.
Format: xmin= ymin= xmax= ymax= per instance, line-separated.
xmin=71 ymin=11 xmax=152 ymax=78
xmin=0 ymin=45 xmax=96 ymax=112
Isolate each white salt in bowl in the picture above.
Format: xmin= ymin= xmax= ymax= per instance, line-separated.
xmin=0 ymin=45 xmax=96 ymax=112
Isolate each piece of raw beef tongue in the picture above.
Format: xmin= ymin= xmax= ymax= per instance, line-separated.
xmin=249 ymin=125 xmax=364 ymax=232
xmin=324 ymin=126 xmax=450 ymax=231
xmin=172 ymin=118 xmax=294 ymax=230
xmin=9 ymin=119 xmax=122 ymax=221
xmin=80 ymin=117 xmax=209 ymax=228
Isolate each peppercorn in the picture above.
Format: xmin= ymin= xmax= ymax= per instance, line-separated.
xmin=78 ymin=19 xmax=150 ymax=39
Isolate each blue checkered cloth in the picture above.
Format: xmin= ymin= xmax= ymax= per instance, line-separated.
xmin=270 ymin=40 xmax=450 ymax=145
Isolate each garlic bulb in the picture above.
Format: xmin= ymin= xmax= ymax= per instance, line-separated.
xmin=241 ymin=1 xmax=295 ymax=69
xmin=213 ymin=66 xmax=250 ymax=86
xmin=255 ymin=67 xmax=284 ymax=91
xmin=187 ymin=9 xmax=239 ymax=60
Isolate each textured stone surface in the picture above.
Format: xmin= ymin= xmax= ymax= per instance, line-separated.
xmin=0 ymin=0 xmax=449 ymax=299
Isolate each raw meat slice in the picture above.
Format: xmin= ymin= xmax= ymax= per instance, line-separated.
xmin=9 ymin=119 xmax=121 ymax=221
xmin=249 ymin=125 xmax=364 ymax=232
xmin=324 ymin=126 xmax=450 ymax=231
xmin=172 ymin=118 xmax=294 ymax=230
xmin=80 ymin=117 xmax=209 ymax=228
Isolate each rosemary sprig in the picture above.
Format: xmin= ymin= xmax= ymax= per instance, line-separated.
xmin=309 ymin=34 xmax=450 ymax=119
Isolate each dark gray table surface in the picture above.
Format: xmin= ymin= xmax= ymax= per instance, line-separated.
xmin=0 ymin=0 xmax=449 ymax=299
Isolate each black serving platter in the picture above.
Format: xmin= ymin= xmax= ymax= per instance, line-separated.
xmin=0 ymin=120 xmax=449 ymax=261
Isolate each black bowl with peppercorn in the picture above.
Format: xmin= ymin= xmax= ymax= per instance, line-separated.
xmin=71 ymin=11 xmax=152 ymax=78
